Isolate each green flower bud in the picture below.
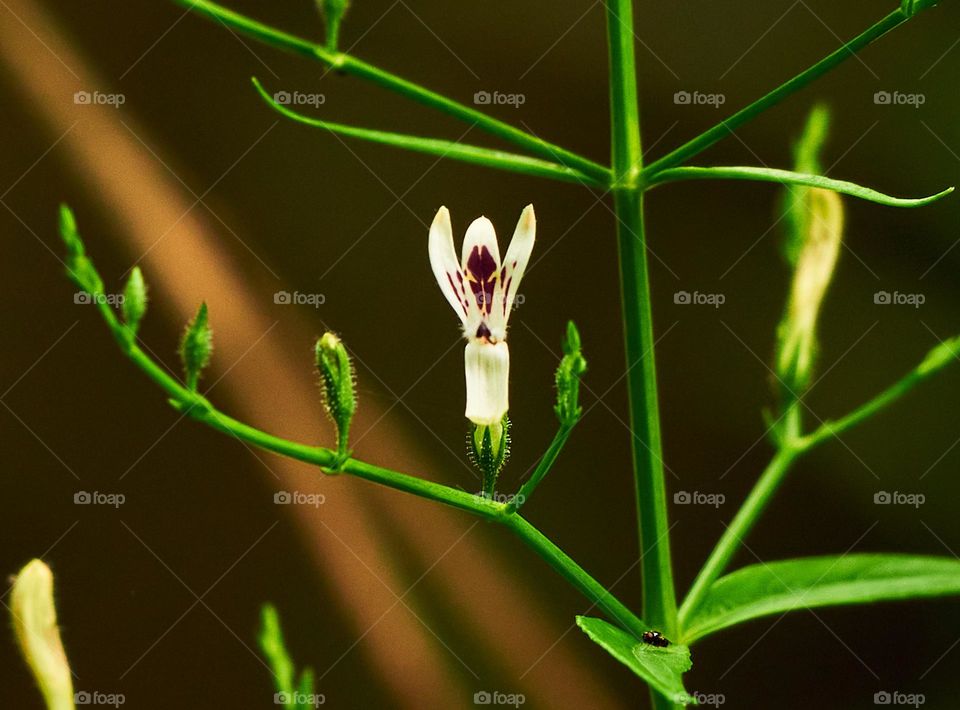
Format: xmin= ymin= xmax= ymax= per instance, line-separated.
xmin=122 ymin=266 xmax=148 ymax=336
xmin=775 ymin=106 xmax=842 ymax=407
xmin=555 ymin=321 xmax=588 ymax=426
xmin=776 ymin=188 xmax=843 ymax=399
xmin=179 ymin=302 xmax=213 ymax=390
xmin=315 ymin=332 xmax=356 ymax=461
xmin=469 ymin=416 xmax=510 ymax=498
xmin=10 ymin=560 xmax=74 ymax=710
xmin=315 ymin=0 xmax=350 ymax=51
xmin=58 ymin=204 xmax=102 ymax=295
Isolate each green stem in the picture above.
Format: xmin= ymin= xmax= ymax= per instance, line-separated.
xmin=506 ymin=424 xmax=573 ymax=514
xmin=642 ymin=8 xmax=911 ymax=177
xmin=89 ymin=286 xmax=649 ymax=635
xmin=172 ymin=0 xmax=611 ymax=184
xmin=803 ymin=337 xmax=960 ymax=448
xmin=251 ymin=78 xmax=601 ymax=186
xmin=678 ymin=445 xmax=800 ymax=632
xmin=502 ymin=515 xmax=649 ymax=639
xmin=606 ymin=0 xmax=678 ymax=648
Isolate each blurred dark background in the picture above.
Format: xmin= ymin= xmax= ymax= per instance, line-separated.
xmin=2 ymin=1 xmax=960 ymax=707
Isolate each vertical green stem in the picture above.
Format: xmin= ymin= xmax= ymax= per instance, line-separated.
xmin=606 ymin=0 xmax=678 ymax=660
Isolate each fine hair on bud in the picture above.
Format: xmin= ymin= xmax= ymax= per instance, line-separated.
xmin=315 ymin=332 xmax=357 ymax=459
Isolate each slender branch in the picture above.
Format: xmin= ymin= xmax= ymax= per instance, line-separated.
xmin=641 ymin=7 xmax=922 ymax=177
xmin=645 ymin=166 xmax=954 ymax=208
xmin=251 ymin=79 xmax=602 ymax=186
xmin=81 ymin=272 xmax=650 ymax=638
xmin=505 ymin=424 xmax=574 ymax=514
xmin=803 ymin=334 xmax=960 ymax=449
xmin=606 ymin=0 xmax=678 ymax=653
xmin=503 ymin=515 xmax=649 ymax=639
xmin=677 ymin=445 xmax=800 ymax=632
xmin=171 ymin=0 xmax=612 ymax=184
xmin=680 ymin=335 xmax=960 ymax=632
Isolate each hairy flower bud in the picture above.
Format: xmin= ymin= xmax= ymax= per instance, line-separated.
xmin=11 ymin=560 xmax=74 ymax=710
xmin=122 ymin=266 xmax=148 ymax=336
xmin=315 ymin=332 xmax=356 ymax=461
xmin=59 ymin=203 xmax=102 ymax=295
xmin=179 ymin=302 xmax=213 ymax=391
xmin=555 ymin=321 xmax=587 ymax=426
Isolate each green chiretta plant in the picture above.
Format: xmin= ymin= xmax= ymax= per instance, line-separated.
xmin=40 ymin=0 xmax=960 ymax=707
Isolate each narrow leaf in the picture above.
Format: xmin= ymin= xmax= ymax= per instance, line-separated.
xmin=682 ymin=554 xmax=960 ymax=643
xmin=576 ymin=616 xmax=693 ymax=705
xmin=251 ymin=78 xmax=599 ymax=186
xmin=647 ymin=166 xmax=953 ymax=208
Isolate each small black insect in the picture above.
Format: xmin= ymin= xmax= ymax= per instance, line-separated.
xmin=641 ymin=630 xmax=670 ymax=648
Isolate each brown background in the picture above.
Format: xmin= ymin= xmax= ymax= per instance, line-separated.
xmin=2 ymin=1 xmax=960 ymax=707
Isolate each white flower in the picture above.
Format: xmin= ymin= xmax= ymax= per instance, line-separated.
xmin=429 ymin=205 xmax=536 ymax=425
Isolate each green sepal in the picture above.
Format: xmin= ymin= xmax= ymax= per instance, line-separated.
xmin=469 ymin=416 xmax=510 ymax=498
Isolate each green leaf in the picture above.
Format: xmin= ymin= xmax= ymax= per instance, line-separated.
xmin=576 ymin=616 xmax=693 ymax=705
xmin=251 ymin=78 xmax=600 ymax=186
xmin=682 ymin=554 xmax=960 ymax=643
xmin=647 ymin=165 xmax=953 ymax=208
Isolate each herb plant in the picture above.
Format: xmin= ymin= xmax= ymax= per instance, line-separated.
xmin=16 ymin=0 xmax=960 ymax=707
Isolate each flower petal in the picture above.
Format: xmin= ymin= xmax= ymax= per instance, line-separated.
xmin=428 ymin=206 xmax=470 ymax=327
xmin=461 ymin=216 xmax=502 ymax=331
xmin=464 ymin=340 xmax=510 ymax=425
xmin=498 ymin=204 xmax=536 ymax=327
